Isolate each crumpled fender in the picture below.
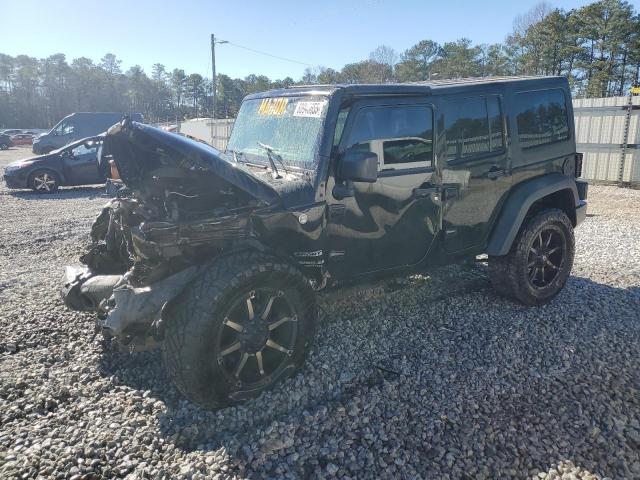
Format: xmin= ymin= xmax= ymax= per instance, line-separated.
xmin=99 ymin=265 xmax=200 ymax=336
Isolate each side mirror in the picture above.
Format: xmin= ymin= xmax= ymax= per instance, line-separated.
xmin=338 ymin=149 xmax=378 ymax=183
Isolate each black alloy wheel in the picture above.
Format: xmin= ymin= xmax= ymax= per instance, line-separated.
xmin=526 ymin=226 xmax=566 ymax=289
xmin=216 ymin=288 xmax=298 ymax=388
xmin=489 ymin=208 xmax=574 ymax=306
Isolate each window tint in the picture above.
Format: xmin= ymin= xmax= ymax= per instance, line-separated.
xmin=345 ymin=105 xmax=433 ymax=168
xmin=488 ymin=97 xmax=504 ymax=151
xmin=445 ymin=96 xmax=503 ymax=162
xmin=516 ymin=89 xmax=569 ymax=149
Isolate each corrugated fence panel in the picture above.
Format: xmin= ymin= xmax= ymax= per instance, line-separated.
xmin=574 ymin=95 xmax=640 ymax=184
xmin=179 ymin=118 xmax=235 ymax=150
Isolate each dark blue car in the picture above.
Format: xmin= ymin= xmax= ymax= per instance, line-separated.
xmin=3 ymin=136 xmax=104 ymax=193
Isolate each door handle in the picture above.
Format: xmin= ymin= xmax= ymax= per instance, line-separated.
xmin=487 ymin=167 xmax=506 ymax=180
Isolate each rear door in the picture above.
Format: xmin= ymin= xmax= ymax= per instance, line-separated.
xmin=326 ymin=98 xmax=442 ymax=278
xmin=63 ymin=142 xmax=102 ymax=185
xmin=441 ymin=94 xmax=511 ymax=253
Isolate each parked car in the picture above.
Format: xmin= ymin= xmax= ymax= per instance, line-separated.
xmin=2 ymin=129 xmax=23 ymax=136
xmin=0 ymin=134 xmax=13 ymax=150
xmin=4 ymin=136 xmax=104 ymax=193
xmin=32 ymin=112 xmax=144 ymax=154
xmin=62 ymin=76 xmax=587 ymax=409
xmin=10 ymin=133 xmax=35 ymax=146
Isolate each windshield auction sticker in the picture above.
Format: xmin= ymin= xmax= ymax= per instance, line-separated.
xmin=293 ymin=101 xmax=327 ymax=118
xmin=258 ymin=98 xmax=289 ymax=116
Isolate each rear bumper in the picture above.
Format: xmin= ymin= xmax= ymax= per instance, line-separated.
xmin=575 ymin=179 xmax=588 ymax=226
xmin=575 ymin=200 xmax=587 ymax=226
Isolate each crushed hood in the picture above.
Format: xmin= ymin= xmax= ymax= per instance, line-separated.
xmin=104 ymin=119 xmax=280 ymax=205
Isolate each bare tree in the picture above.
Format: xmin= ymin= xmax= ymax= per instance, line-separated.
xmin=369 ymin=45 xmax=399 ymax=69
xmin=513 ymin=1 xmax=553 ymax=36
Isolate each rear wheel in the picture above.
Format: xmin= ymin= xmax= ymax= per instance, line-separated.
xmin=0 ymin=143 xmax=8 ymax=150
xmin=162 ymin=251 xmax=317 ymax=409
xmin=30 ymin=170 xmax=60 ymax=193
xmin=489 ymin=208 xmax=574 ymax=306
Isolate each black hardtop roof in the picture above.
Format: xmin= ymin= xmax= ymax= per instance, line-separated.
xmin=245 ymin=76 xmax=568 ymax=100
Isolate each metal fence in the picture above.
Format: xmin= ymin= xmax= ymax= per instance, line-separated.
xmin=574 ymin=95 xmax=640 ymax=185
xmin=180 ymin=95 xmax=640 ymax=186
xmin=179 ymin=118 xmax=235 ymax=150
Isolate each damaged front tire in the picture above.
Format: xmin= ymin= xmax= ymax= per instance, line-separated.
xmin=162 ymin=251 xmax=317 ymax=409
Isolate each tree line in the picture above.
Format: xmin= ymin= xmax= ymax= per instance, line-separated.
xmin=1 ymin=0 xmax=638 ymax=129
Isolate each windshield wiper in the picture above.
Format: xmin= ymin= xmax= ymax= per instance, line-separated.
xmin=257 ymin=141 xmax=288 ymax=179
xmin=227 ymin=149 xmax=243 ymax=164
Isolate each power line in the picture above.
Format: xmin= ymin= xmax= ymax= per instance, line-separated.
xmin=222 ymin=40 xmax=314 ymax=68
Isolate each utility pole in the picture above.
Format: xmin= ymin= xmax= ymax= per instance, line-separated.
xmin=211 ymin=34 xmax=217 ymax=120
xmin=210 ymin=34 xmax=228 ymax=146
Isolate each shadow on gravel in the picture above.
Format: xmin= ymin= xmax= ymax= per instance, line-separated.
xmin=97 ymin=272 xmax=640 ymax=478
xmin=6 ymin=185 xmax=108 ymax=200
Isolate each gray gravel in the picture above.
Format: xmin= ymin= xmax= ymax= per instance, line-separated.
xmin=1 ymin=145 xmax=639 ymax=479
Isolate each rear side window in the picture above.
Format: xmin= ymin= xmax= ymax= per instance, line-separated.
xmin=445 ymin=96 xmax=504 ymax=162
xmin=345 ymin=104 xmax=433 ymax=169
xmin=516 ymin=89 xmax=569 ymax=149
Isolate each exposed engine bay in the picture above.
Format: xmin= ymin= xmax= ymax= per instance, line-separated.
xmin=62 ymin=119 xmax=283 ymax=342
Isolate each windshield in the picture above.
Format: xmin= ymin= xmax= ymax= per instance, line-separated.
xmin=226 ymin=95 xmax=328 ymax=171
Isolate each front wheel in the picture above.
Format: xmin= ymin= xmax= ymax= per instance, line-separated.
xmin=489 ymin=208 xmax=575 ymax=306
xmin=30 ymin=170 xmax=60 ymax=193
xmin=162 ymin=251 xmax=317 ymax=409
xmin=0 ymin=143 xmax=8 ymax=150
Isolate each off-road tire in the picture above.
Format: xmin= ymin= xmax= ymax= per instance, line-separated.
xmin=489 ymin=208 xmax=574 ymax=306
xmin=0 ymin=143 xmax=9 ymax=150
xmin=162 ymin=251 xmax=317 ymax=409
xmin=29 ymin=169 xmax=60 ymax=193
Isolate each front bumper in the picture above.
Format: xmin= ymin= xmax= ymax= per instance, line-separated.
xmin=32 ymin=143 xmax=47 ymax=155
xmin=3 ymin=171 xmax=28 ymax=189
xmin=61 ymin=264 xmax=200 ymax=338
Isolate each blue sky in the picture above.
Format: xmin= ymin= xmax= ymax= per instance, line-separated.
xmin=2 ymin=0 xmax=635 ymax=80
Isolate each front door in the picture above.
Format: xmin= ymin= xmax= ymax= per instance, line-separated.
xmin=440 ymin=94 xmax=511 ymax=253
xmin=63 ymin=142 xmax=102 ymax=185
xmin=326 ymin=98 xmax=442 ymax=279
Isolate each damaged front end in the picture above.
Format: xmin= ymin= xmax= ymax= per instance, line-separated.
xmin=62 ymin=119 xmax=280 ymax=343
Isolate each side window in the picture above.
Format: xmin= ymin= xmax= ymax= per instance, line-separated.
xmin=344 ymin=104 xmax=433 ymax=169
xmin=61 ymin=123 xmax=75 ymax=135
xmin=488 ymin=97 xmax=504 ymax=151
xmin=516 ymin=89 xmax=569 ymax=149
xmin=71 ymin=144 xmax=97 ymax=156
xmin=445 ymin=96 xmax=503 ymax=162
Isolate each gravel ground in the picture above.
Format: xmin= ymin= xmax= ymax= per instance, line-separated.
xmin=0 ymin=145 xmax=639 ymax=480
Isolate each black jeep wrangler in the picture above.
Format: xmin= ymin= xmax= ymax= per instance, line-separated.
xmin=62 ymin=76 xmax=588 ymax=409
